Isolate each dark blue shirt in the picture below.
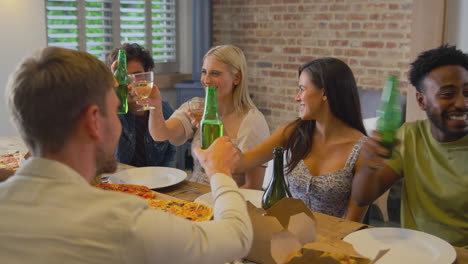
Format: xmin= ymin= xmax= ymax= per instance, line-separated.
xmin=115 ymin=101 xmax=176 ymax=167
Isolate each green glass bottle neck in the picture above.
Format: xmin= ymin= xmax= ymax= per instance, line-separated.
xmin=115 ymin=50 xmax=128 ymax=85
xmin=272 ymin=148 xmax=286 ymax=185
xmin=203 ymin=86 xmax=221 ymax=120
xmin=381 ymin=76 xmax=399 ymax=106
xmin=377 ymin=76 xmax=402 ymax=128
xmin=117 ymin=49 xmax=126 ymax=65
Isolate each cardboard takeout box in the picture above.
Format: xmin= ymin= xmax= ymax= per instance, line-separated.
xmin=245 ymin=198 xmax=385 ymax=264
xmin=245 ymin=198 xmax=317 ymax=264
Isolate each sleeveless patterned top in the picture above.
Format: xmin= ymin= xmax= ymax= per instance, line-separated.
xmin=287 ymin=136 xmax=366 ymax=218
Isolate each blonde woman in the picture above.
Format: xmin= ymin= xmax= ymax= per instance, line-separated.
xmin=147 ymin=45 xmax=270 ymax=189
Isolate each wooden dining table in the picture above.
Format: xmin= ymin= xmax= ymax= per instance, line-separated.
xmin=112 ymin=162 xmax=468 ymax=264
xmin=1 ymin=136 xmax=467 ymax=263
xmin=153 ymin=179 xmax=468 ymax=264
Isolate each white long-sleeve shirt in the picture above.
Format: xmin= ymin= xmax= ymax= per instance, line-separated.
xmin=0 ymin=158 xmax=252 ymax=264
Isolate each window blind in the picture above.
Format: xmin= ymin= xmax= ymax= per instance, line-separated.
xmin=45 ymin=0 xmax=177 ymax=65
xmin=151 ymin=0 xmax=176 ymax=63
xmin=46 ymin=0 xmax=79 ymax=50
xmin=85 ymin=0 xmax=113 ymax=60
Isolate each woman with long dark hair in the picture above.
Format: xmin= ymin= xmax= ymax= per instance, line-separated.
xmin=237 ymin=57 xmax=369 ymax=222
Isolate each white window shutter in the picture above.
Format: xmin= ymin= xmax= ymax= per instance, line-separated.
xmin=120 ymin=0 xmax=146 ymax=46
xmin=46 ymin=0 xmax=177 ymax=68
xmin=151 ymin=0 xmax=176 ymax=63
xmin=85 ymin=0 xmax=113 ymax=60
xmin=46 ymin=0 xmax=79 ymax=50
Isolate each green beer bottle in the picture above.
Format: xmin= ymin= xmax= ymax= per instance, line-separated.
xmin=201 ymin=86 xmax=223 ymax=149
xmin=376 ymin=75 xmax=402 ymax=158
xmin=262 ymin=147 xmax=292 ymax=210
xmin=114 ymin=49 xmax=129 ymax=114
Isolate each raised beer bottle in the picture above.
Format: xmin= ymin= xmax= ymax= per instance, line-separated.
xmin=201 ymin=86 xmax=223 ymax=149
xmin=376 ymin=75 xmax=402 ymax=158
xmin=262 ymin=147 xmax=292 ymax=210
xmin=114 ymin=49 xmax=129 ymax=114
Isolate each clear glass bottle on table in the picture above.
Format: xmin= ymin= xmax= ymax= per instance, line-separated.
xmin=201 ymin=86 xmax=224 ymax=149
xmin=114 ymin=49 xmax=129 ymax=114
xmin=376 ymin=75 xmax=402 ymax=158
xmin=262 ymin=147 xmax=292 ymax=210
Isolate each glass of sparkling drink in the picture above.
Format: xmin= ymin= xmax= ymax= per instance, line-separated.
xmin=188 ymin=97 xmax=205 ymax=123
xmin=128 ymin=71 xmax=154 ymax=111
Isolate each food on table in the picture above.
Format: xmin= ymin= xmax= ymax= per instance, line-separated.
xmin=284 ymin=251 xmax=303 ymax=263
xmin=146 ymin=199 xmax=213 ymax=222
xmin=284 ymin=251 xmax=360 ymax=264
xmin=320 ymin=252 xmax=358 ymax=264
xmin=95 ymin=183 xmax=213 ymax=221
xmin=0 ymin=152 xmax=24 ymax=171
xmin=95 ymin=183 xmax=156 ymax=199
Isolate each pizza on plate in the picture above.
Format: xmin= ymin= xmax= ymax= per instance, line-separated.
xmin=95 ymin=183 xmax=156 ymax=199
xmin=0 ymin=152 xmax=24 ymax=171
xmin=146 ymin=199 xmax=213 ymax=222
xmin=95 ymin=183 xmax=212 ymax=221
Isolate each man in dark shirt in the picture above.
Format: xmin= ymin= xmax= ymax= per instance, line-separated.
xmin=107 ymin=44 xmax=176 ymax=167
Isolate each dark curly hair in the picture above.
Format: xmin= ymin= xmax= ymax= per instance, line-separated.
xmin=106 ymin=43 xmax=154 ymax=71
xmin=409 ymin=44 xmax=468 ymax=93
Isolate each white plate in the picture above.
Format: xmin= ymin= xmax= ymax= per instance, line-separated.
xmin=343 ymin=227 xmax=456 ymax=264
xmin=109 ymin=167 xmax=187 ymax=189
xmin=195 ymin=189 xmax=264 ymax=208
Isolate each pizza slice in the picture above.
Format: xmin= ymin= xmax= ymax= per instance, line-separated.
xmin=95 ymin=183 xmax=156 ymax=199
xmin=146 ymin=199 xmax=213 ymax=221
xmin=95 ymin=183 xmax=212 ymax=221
xmin=0 ymin=152 xmax=24 ymax=171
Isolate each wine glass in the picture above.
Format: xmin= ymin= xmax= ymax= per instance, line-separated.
xmin=188 ymin=97 xmax=205 ymax=123
xmin=128 ymin=71 xmax=154 ymax=111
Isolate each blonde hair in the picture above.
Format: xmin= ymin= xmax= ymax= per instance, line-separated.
xmin=6 ymin=47 xmax=114 ymax=154
xmin=203 ymin=45 xmax=255 ymax=114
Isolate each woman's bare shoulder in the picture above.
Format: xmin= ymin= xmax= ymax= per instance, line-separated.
xmin=332 ymin=127 xmax=366 ymax=147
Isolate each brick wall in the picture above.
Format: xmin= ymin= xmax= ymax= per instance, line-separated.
xmin=212 ymin=0 xmax=413 ymax=130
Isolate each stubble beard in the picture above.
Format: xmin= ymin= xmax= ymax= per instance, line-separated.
xmin=425 ymin=105 xmax=468 ymax=140
xmin=95 ymin=145 xmax=118 ymax=177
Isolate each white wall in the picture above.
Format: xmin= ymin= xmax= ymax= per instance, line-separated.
xmin=0 ymin=0 xmax=47 ymax=136
xmin=445 ymin=0 xmax=468 ymax=52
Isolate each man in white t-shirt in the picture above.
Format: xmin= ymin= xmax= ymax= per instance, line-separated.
xmin=0 ymin=46 xmax=252 ymax=264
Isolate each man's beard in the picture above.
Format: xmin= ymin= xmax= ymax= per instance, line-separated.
xmin=95 ymin=145 xmax=117 ymax=176
xmin=426 ymin=105 xmax=468 ymax=139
